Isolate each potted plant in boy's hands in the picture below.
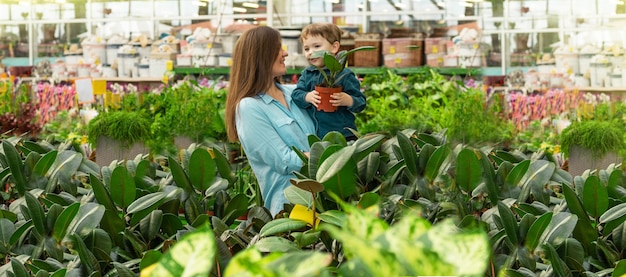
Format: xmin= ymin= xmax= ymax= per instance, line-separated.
xmin=312 ymin=46 xmax=376 ymax=112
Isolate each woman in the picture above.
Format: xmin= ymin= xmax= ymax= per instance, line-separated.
xmin=225 ymin=26 xmax=315 ymax=216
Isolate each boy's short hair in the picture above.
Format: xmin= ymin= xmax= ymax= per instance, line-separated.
xmin=300 ymin=23 xmax=343 ymax=45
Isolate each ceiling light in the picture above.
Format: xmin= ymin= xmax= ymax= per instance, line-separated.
xmin=233 ymin=7 xmax=247 ymax=13
xmin=242 ymin=2 xmax=259 ymax=8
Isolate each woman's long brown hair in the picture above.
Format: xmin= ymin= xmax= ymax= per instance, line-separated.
xmin=225 ymin=26 xmax=282 ymax=142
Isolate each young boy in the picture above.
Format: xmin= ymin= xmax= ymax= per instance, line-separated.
xmin=292 ymin=23 xmax=366 ymax=141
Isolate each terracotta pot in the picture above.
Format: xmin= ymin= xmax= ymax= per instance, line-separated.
xmin=315 ymin=85 xmax=341 ymax=112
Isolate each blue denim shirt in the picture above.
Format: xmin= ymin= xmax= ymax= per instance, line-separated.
xmin=235 ymin=83 xmax=315 ymax=215
xmin=292 ymin=66 xmax=366 ymax=138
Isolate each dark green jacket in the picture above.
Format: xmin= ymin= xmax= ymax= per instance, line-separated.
xmin=292 ymin=66 xmax=366 ymax=139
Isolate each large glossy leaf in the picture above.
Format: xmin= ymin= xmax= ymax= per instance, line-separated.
xmin=140 ymin=210 xmax=163 ymax=242
xmin=3 ymin=140 xmax=26 ymax=196
xmin=67 ymin=202 xmax=105 ymax=236
xmin=161 ymin=213 xmax=184 ymax=237
xmin=188 ymin=148 xmax=216 ymax=193
xmin=540 ymin=212 xmax=577 ymax=247
xmin=45 ymin=151 xmax=82 ymax=193
xmin=110 ymin=166 xmax=136 ymax=210
xmin=357 ymin=152 xmax=380 ymax=185
xmin=316 ymin=144 xmax=356 ymax=183
xmin=223 ymin=193 xmax=249 ymax=225
xmin=562 ymin=183 xmax=597 ymax=251
xmin=543 ymin=243 xmax=572 ymax=277
xmin=396 ymin=131 xmax=418 ymax=179
xmin=497 ymin=202 xmax=519 ymax=246
xmin=582 ymin=175 xmax=608 ymax=218
xmin=259 ymin=218 xmax=308 ymax=237
xmin=32 ymin=150 xmax=57 ymax=177
xmin=600 ymin=202 xmax=626 ymax=223
xmin=127 ymin=192 xmax=166 ymax=214
xmin=9 ymin=220 xmax=33 ymax=246
xmin=518 ymin=160 xmax=555 ymax=204
xmin=352 ymin=134 xmax=385 ymax=162
xmin=612 ymin=222 xmax=626 ymax=252
xmin=134 ymin=159 xmax=156 ymax=188
xmin=24 ymin=192 xmax=46 ymax=236
xmin=608 ymin=169 xmax=626 ymax=201
xmin=11 ymin=258 xmax=30 ymax=277
xmin=68 ymin=233 xmax=101 ymax=273
xmin=83 ymin=228 xmax=113 ymax=263
xmin=89 ymin=173 xmax=116 ymax=212
xmin=284 ymin=186 xmax=313 ymax=207
xmin=254 ymin=237 xmax=300 ymax=253
xmin=168 ymin=156 xmax=194 ymax=195
xmin=0 ymin=218 xmax=15 ymax=252
xmin=557 ymin=238 xmax=585 ymax=271
xmin=417 ymin=144 xmax=435 ymax=177
xmin=424 ymin=145 xmax=450 ymax=182
xmin=614 ymin=259 xmax=626 ymax=277
xmin=525 ymin=212 xmax=552 ymax=251
xmin=308 ymin=141 xmax=330 ymax=179
xmin=208 ymin=147 xmax=236 ymax=184
xmin=149 ymin=223 xmax=216 ymax=277
xmin=505 ymin=160 xmax=530 ymax=188
xmin=456 ymin=148 xmax=482 ymax=193
xmin=52 ymin=202 xmax=80 ymax=243
xmin=318 ymin=210 xmax=346 ymax=227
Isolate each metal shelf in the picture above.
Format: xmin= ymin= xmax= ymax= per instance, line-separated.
xmin=173 ymin=66 xmax=481 ymax=76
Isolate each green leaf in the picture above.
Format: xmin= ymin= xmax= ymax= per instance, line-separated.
xmin=110 ymin=166 xmax=136 ymax=210
xmin=259 ymin=218 xmax=308 ymax=237
xmin=140 ymin=210 xmax=163 ymax=242
xmin=89 ymin=173 xmax=116 ymax=212
xmin=254 ymin=237 xmax=300 ymax=252
xmin=67 ymin=202 xmax=105 ymax=236
xmin=357 ymin=192 xmax=379 ymax=209
xmin=562 ymin=183 xmax=597 ymax=251
xmin=168 ymin=156 xmax=194 ymax=195
xmin=318 ymin=210 xmax=346 ymax=227
xmin=396 ymin=131 xmax=418 ymax=179
xmin=543 ymin=243 xmax=572 ymax=277
xmin=11 ymin=258 xmax=30 ymax=277
xmin=358 ymin=152 xmax=380 ymax=185
xmin=83 ymin=228 xmax=113 ymax=263
xmin=127 ymin=192 xmax=166 ymax=214
xmin=456 ymin=148 xmax=482 ymax=193
xmin=3 ymin=140 xmax=26 ymax=196
xmin=525 ymin=212 xmax=552 ymax=251
xmin=32 ymin=150 xmax=57 ymax=177
xmin=600 ymin=202 xmax=626 ymax=223
xmin=424 ymin=145 xmax=450 ymax=182
xmin=284 ymin=186 xmax=313 ymax=207
xmin=68 ymin=233 xmax=101 ymax=273
xmin=497 ymin=202 xmax=519 ymax=246
xmin=519 ymin=160 xmax=555 ymax=204
xmin=52 ymin=202 xmax=80 ymax=243
xmin=150 ymin=223 xmax=216 ymax=277
xmin=353 ymin=134 xmax=385 ymax=162
xmin=208 ymin=147 xmax=236 ymax=184
xmin=614 ymin=260 xmax=626 ymax=277
xmin=316 ymin=145 xmax=356 ymax=183
xmin=582 ymin=175 xmax=608 ymax=218
xmin=188 ymin=148 xmax=216 ymax=193
xmin=25 ymin=192 xmax=46 ymax=236
xmin=505 ymin=160 xmax=529 ymax=187
xmin=46 ymin=152 xmax=82 ymax=193
xmin=540 ymin=212 xmax=577 ymax=247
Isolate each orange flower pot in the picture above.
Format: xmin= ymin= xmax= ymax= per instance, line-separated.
xmin=315 ymin=85 xmax=341 ymax=112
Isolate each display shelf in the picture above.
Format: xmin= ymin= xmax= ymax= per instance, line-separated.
xmin=173 ymin=66 xmax=481 ymax=76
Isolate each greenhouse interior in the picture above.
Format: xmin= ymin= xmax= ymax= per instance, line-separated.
xmin=2 ymin=0 xmax=626 ymax=276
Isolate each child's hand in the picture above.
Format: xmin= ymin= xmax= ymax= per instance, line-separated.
xmin=305 ymin=90 xmax=320 ymax=108
xmin=331 ymin=92 xmax=353 ymax=107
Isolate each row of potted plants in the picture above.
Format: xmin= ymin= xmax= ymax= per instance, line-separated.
xmin=1 ymin=126 xmax=626 ymax=276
